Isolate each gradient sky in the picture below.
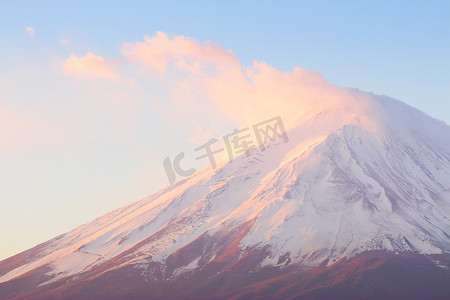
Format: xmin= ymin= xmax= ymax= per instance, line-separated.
xmin=0 ymin=1 xmax=449 ymax=260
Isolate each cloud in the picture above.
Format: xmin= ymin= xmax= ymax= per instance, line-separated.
xmin=26 ymin=27 xmax=34 ymax=37
xmin=119 ymin=32 xmax=381 ymax=138
xmin=57 ymin=32 xmax=382 ymax=148
xmin=121 ymin=31 xmax=237 ymax=72
xmin=62 ymin=52 xmax=119 ymax=80
xmin=59 ymin=38 xmax=70 ymax=44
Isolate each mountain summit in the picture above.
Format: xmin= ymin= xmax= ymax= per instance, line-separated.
xmin=1 ymin=92 xmax=450 ymax=299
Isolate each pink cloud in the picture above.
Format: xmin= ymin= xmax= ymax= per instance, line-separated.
xmin=26 ymin=26 xmax=34 ymax=37
xmin=56 ymin=32 xmax=382 ymax=147
xmin=62 ymin=53 xmax=119 ymax=80
xmin=117 ymin=32 xmax=382 ymax=141
xmin=121 ymin=31 xmax=237 ymax=73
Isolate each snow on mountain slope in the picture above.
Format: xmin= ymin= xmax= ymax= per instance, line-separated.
xmin=1 ymin=93 xmax=449 ymax=290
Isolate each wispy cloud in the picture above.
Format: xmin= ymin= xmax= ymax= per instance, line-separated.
xmin=119 ymin=32 xmax=380 ymax=136
xmin=121 ymin=31 xmax=237 ymax=73
xmin=57 ymin=32 xmax=381 ymax=147
xmin=26 ymin=26 xmax=34 ymax=37
xmin=62 ymin=52 xmax=119 ymax=80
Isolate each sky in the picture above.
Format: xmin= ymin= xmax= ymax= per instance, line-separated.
xmin=0 ymin=1 xmax=449 ymax=260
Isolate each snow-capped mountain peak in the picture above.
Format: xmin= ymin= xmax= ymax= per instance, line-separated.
xmin=1 ymin=92 xmax=449 ymax=299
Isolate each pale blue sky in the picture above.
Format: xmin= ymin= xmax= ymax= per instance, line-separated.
xmin=0 ymin=1 xmax=449 ymax=260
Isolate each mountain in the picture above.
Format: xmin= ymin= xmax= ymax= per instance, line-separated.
xmin=1 ymin=92 xmax=450 ymax=299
